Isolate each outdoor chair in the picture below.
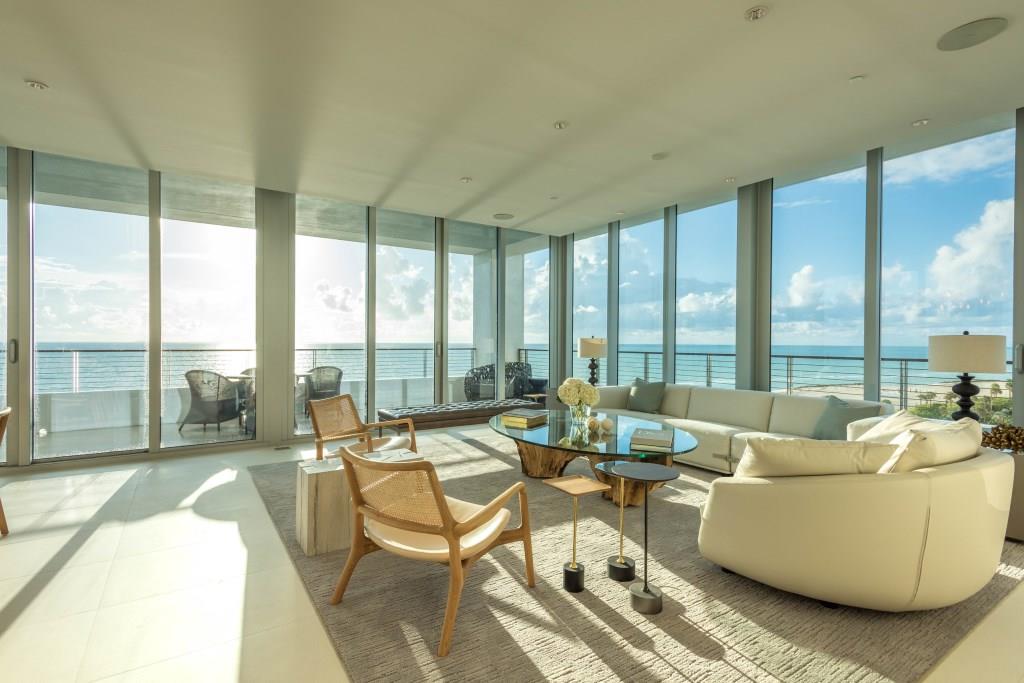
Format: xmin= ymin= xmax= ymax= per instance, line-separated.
xmin=307 ymin=366 xmax=344 ymax=402
xmin=307 ymin=394 xmax=417 ymax=460
xmin=179 ymin=370 xmax=242 ymax=431
xmin=331 ymin=445 xmax=535 ymax=656
xmin=463 ymin=361 xmax=533 ymax=401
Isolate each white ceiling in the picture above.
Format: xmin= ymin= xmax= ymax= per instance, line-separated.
xmin=1 ymin=0 xmax=1021 ymax=236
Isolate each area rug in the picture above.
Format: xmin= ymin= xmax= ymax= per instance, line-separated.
xmin=248 ymin=427 xmax=1024 ymax=682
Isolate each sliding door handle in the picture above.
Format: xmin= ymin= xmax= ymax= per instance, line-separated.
xmin=1015 ymin=343 xmax=1024 ymax=374
xmin=7 ymin=339 xmax=16 ymax=364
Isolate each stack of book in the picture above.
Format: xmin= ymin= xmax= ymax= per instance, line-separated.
xmin=630 ymin=428 xmax=675 ymax=453
xmin=501 ymin=409 xmax=548 ymax=429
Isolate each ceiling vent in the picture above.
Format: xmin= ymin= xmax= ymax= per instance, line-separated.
xmin=937 ymin=18 xmax=1007 ymax=51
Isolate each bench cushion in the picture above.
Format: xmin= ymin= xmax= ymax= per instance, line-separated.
xmin=377 ymin=398 xmax=543 ymax=428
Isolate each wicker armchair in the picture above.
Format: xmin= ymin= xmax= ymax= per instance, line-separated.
xmin=463 ymin=362 xmax=533 ymax=401
xmin=179 ymin=370 xmax=242 ymax=431
xmin=307 ymin=366 xmax=344 ymax=401
xmin=0 ymin=407 xmax=10 ymax=535
xmin=307 ymin=394 xmax=417 ymax=460
xmin=331 ymin=446 xmax=535 ymax=656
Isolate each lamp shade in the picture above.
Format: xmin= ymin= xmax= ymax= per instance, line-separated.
xmin=578 ymin=337 xmax=607 ymax=359
xmin=927 ymin=333 xmax=1006 ymax=373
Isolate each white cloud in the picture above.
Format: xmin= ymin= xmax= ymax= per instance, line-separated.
xmin=927 ymin=198 xmax=1013 ymax=303
xmin=575 ymin=304 xmax=598 ymax=314
xmin=773 ymin=198 xmax=833 ymax=209
xmin=787 ymin=264 xmax=820 ymax=307
xmin=677 ymin=288 xmax=735 ymax=314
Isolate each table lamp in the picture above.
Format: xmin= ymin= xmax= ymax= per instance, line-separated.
xmin=578 ymin=337 xmax=607 ymax=386
xmin=927 ymin=331 xmax=1007 ymax=421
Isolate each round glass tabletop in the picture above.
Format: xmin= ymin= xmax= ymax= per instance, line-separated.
xmin=489 ymin=410 xmax=698 ymax=459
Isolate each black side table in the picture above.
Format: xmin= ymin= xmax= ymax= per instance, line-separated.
xmin=608 ymin=461 xmax=679 ymax=614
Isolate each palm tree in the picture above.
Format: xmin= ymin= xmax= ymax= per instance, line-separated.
xmin=917 ymin=391 xmax=937 ymax=406
xmin=990 ymin=383 xmax=1003 ymax=399
xmin=944 ymin=392 xmax=957 ymax=408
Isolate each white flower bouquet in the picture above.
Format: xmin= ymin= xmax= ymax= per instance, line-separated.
xmin=557 ymin=378 xmax=599 ymax=423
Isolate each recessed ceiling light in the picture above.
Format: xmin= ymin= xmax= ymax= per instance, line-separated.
xmin=615 ymin=211 xmax=626 ymax=215
xmin=724 ymin=177 xmax=737 ymax=184
xmin=553 ymin=120 xmax=570 ymax=130
xmin=848 ymin=74 xmax=866 ymax=83
xmin=459 ymin=176 xmax=472 ymax=184
xmin=937 ymin=17 xmax=1008 ymax=52
xmin=745 ymin=5 xmax=769 ymax=22
xmin=493 ymin=213 xmax=514 ymax=220
xmin=24 ymin=79 xmax=49 ymax=91
xmin=651 ymin=152 xmax=669 ymax=161
xmin=549 ymin=195 xmax=559 ymax=201
xmin=912 ymin=118 xmax=930 ymax=127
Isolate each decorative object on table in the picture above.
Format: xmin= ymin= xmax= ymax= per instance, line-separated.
xmin=331 ymin=446 xmax=535 ymax=657
xmin=587 ymin=415 xmax=615 ymax=436
xmin=595 ymin=460 xmax=637 ymax=581
xmin=500 ymin=408 xmax=548 ymax=429
xmin=983 ymin=424 xmax=1024 ymax=453
xmin=308 ymin=394 xmax=417 ymax=460
xmin=557 ymin=421 xmax=598 ymax=452
xmin=578 ymin=337 xmax=608 ymax=386
xmin=928 ymin=331 xmax=1007 ymax=421
xmin=557 ymin=377 xmax=600 ymax=423
xmin=608 ymin=461 xmax=680 ymax=614
xmin=543 ymin=475 xmax=611 ymax=592
xmin=630 ymin=427 xmax=675 ymax=453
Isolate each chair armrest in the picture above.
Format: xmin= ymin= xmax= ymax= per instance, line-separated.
xmin=364 ymin=418 xmax=414 ymax=433
xmin=454 ymin=482 xmax=525 ymax=535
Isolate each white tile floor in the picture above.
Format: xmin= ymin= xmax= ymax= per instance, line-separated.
xmin=0 ymin=438 xmax=1021 ymax=682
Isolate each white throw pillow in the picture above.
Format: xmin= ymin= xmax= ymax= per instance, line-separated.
xmin=734 ymin=437 xmax=898 ymax=478
xmin=877 ymin=420 xmax=982 ymax=473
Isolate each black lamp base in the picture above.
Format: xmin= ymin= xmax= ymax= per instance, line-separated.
xmin=950 ymin=373 xmax=980 ymax=421
xmin=607 ymin=556 xmax=636 ymax=581
xmin=563 ymin=562 xmax=585 ymax=593
xmin=587 ymin=358 xmax=600 ymax=386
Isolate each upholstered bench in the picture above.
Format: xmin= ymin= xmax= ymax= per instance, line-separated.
xmin=377 ymin=398 xmax=543 ymax=431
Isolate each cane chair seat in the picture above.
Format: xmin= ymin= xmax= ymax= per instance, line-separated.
xmin=365 ymin=497 xmax=511 ymax=562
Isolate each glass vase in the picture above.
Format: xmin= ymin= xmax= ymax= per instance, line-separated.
xmin=569 ymin=402 xmax=592 ymax=424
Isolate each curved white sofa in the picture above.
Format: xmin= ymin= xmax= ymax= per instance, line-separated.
xmin=698 ymin=434 xmax=1014 ymax=611
xmin=596 ymin=385 xmax=890 ymax=473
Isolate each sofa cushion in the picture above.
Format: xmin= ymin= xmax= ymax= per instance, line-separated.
xmin=627 ymin=379 xmax=665 ymax=413
xmin=658 ymin=384 xmax=691 ymax=418
xmin=595 ymin=385 xmax=630 ymax=410
xmin=664 ymin=418 xmax=746 ymax=470
xmin=856 ymin=410 xmax=982 ymax=447
xmin=731 ymin=431 xmax=801 ymax=456
xmin=812 ymin=396 xmax=884 ymax=440
xmin=878 ymin=420 xmax=983 ymax=473
xmin=769 ymin=394 xmax=883 ymax=437
xmin=735 ymin=437 xmax=899 ymax=478
xmin=687 ymin=387 xmax=774 ymax=431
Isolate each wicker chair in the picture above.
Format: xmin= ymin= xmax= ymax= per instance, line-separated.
xmin=307 ymin=366 xmax=344 ymax=401
xmin=0 ymin=407 xmax=10 ymax=536
xmin=463 ymin=362 xmax=533 ymax=401
xmin=307 ymin=394 xmax=417 ymax=460
xmin=332 ymin=446 xmax=535 ymax=656
xmin=179 ymin=370 xmax=242 ymax=431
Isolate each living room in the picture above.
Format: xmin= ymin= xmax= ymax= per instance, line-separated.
xmin=0 ymin=2 xmax=1022 ymax=681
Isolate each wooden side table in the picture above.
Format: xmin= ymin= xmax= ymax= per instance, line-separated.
xmin=296 ymin=458 xmax=351 ymax=556
xmin=543 ymin=475 xmax=611 ymax=592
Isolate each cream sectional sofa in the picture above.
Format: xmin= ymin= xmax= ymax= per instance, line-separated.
xmin=596 ymin=384 xmax=891 ymax=473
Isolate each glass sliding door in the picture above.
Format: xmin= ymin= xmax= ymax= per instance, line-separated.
xmin=503 ymin=230 xmax=550 ymax=399
xmin=618 ymin=212 xmax=664 ymax=382
xmin=295 ymin=196 xmax=368 ymax=431
xmin=882 ymin=128 xmax=1015 ymax=423
xmin=32 ymin=153 xmax=149 ymax=459
xmin=161 ymin=174 xmax=256 ymax=446
xmin=375 ymin=209 xmax=435 ymax=414
xmin=572 ymin=227 xmax=608 ymax=382
xmin=676 ymin=200 xmax=737 ymax=387
xmin=447 ymin=220 xmax=497 ymax=402
xmin=771 ymin=169 xmax=865 ymax=397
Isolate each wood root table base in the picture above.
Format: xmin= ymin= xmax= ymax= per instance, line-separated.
xmin=515 ymin=442 xmax=579 ymax=478
xmin=587 ymin=454 xmax=673 ymax=506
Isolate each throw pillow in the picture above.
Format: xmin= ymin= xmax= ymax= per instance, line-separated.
xmin=855 ymin=410 xmax=926 ymax=443
xmin=812 ymin=395 xmax=882 ymax=440
xmin=626 ymin=378 xmax=665 ymax=413
xmin=734 ymin=437 xmax=898 ymax=478
xmin=877 ymin=420 xmax=982 ymax=473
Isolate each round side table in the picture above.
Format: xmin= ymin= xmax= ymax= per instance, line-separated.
xmin=608 ymin=461 xmax=679 ymax=614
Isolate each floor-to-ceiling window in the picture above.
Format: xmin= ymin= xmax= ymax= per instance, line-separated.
xmin=161 ymin=174 xmax=256 ymax=446
xmin=447 ymin=220 xmax=497 ymax=402
xmin=375 ymin=210 xmax=435 ymax=413
xmin=503 ymin=231 xmax=550 ymax=398
xmin=882 ymin=128 xmax=1015 ymax=423
xmin=32 ymin=154 xmax=149 ymax=459
xmin=676 ymin=200 xmax=737 ymax=387
xmin=618 ymin=212 xmax=664 ymax=382
xmin=294 ymin=196 xmax=367 ymax=431
xmin=771 ymin=168 xmax=866 ymax=398
xmin=572 ymin=227 xmax=608 ymax=382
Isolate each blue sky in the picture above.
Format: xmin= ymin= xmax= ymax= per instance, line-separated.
xmin=21 ymin=127 xmax=1017 ymax=354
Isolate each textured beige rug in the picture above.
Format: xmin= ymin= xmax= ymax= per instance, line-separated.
xmin=249 ymin=426 xmax=1024 ymax=682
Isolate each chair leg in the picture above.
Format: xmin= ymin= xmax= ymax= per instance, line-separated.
xmin=0 ymin=496 xmax=8 ymax=536
xmin=518 ymin=488 xmax=536 ymax=587
xmin=438 ymin=558 xmax=466 ymax=657
xmin=331 ymin=514 xmax=367 ymax=604
xmin=178 ymin=422 xmax=184 ymax=432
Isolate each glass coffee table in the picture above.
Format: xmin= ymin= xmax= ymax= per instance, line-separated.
xmin=489 ymin=411 xmax=697 ymax=506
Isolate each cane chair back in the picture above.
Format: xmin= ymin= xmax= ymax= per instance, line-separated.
xmin=340 ymin=449 xmax=448 ymax=531
xmin=308 ymin=394 xmax=365 ymax=442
